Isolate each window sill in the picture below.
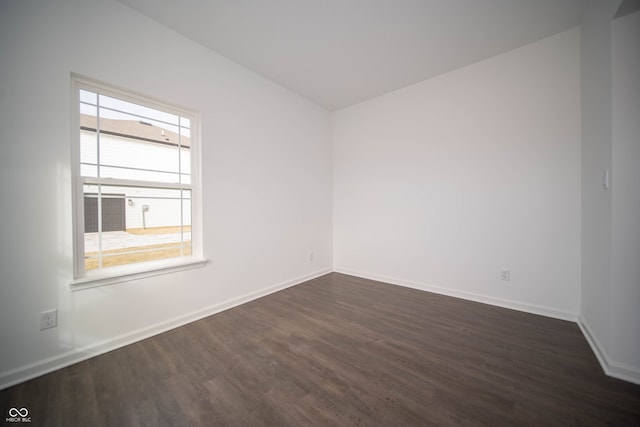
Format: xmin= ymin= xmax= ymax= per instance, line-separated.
xmin=69 ymin=257 xmax=208 ymax=291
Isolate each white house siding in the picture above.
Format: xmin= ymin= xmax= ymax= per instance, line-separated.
xmin=81 ymin=129 xmax=192 ymax=230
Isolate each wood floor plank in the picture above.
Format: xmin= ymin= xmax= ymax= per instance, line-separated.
xmin=1 ymin=272 xmax=639 ymax=426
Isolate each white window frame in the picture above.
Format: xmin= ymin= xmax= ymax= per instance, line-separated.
xmin=69 ymin=75 xmax=206 ymax=290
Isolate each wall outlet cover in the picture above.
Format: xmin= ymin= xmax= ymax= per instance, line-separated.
xmin=40 ymin=309 xmax=57 ymax=330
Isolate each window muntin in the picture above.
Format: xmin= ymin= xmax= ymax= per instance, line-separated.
xmin=72 ymin=78 xmax=201 ymax=285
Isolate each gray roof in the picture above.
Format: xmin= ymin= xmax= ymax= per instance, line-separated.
xmin=80 ymin=114 xmax=191 ymax=148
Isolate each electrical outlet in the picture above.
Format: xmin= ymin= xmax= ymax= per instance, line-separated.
xmin=40 ymin=309 xmax=57 ymax=330
xmin=500 ymin=269 xmax=511 ymax=281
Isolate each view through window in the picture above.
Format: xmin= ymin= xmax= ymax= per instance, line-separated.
xmin=74 ymin=81 xmax=196 ymax=275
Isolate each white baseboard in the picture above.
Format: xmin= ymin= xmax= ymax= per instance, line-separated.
xmin=333 ymin=267 xmax=578 ymax=321
xmin=577 ymin=316 xmax=640 ymax=385
xmin=5 ymin=267 xmax=638 ymax=389
xmin=0 ymin=268 xmax=332 ymax=391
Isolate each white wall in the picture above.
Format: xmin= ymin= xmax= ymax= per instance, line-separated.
xmin=579 ymin=0 xmax=617 ymax=374
xmin=611 ymin=9 xmax=640 ymax=377
xmin=0 ymin=0 xmax=332 ymax=388
xmin=579 ymin=0 xmax=640 ymax=385
xmin=333 ymin=28 xmax=581 ymax=319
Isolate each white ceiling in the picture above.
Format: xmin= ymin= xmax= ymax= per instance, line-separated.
xmin=117 ymin=0 xmax=587 ymax=110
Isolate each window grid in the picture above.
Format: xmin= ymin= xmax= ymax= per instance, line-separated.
xmin=73 ymin=77 xmax=199 ymax=282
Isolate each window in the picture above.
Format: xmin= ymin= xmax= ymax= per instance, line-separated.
xmin=70 ymin=76 xmax=205 ymax=289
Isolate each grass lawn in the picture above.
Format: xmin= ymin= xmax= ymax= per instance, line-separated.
xmin=85 ymin=226 xmax=192 ymax=270
xmin=126 ymin=225 xmax=191 ymax=235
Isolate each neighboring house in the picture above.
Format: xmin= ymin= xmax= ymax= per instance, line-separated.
xmin=80 ymin=114 xmax=191 ymax=232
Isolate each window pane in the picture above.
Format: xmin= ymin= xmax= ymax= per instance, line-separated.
xmin=180 ymin=146 xmax=191 ymax=183
xmin=182 ymin=193 xmax=192 ymax=229
xmin=80 ymin=103 xmax=97 ymax=118
xmin=179 ymin=125 xmax=190 ymax=140
xmin=99 ymin=165 xmax=181 ymax=183
xmin=83 ymin=184 xmax=191 ymax=270
xmin=97 ymin=107 xmax=181 ymax=136
xmin=75 ymin=81 xmax=197 ymax=277
xmin=81 ymin=164 xmax=98 ymax=177
xmin=98 ymin=93 xmax=179 ymax=127
xmin=95 ymin=115 xmax=181 ymax=181
xmin=80 ymin=89 xmax=97 ymax=105
xmin=78 ymin=106 xmax=192 ymax=183
xmin=80 ymin=129 xmax=98 ymax=177
xmin=86 ymin=245 xmax=192 ymax=270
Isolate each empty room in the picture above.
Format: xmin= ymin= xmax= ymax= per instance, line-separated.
xmin=1 ymin=0 xmax=639 ymax=425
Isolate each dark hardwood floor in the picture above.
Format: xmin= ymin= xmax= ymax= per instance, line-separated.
xmin=2 ymin=273 xmax=639 ymax=426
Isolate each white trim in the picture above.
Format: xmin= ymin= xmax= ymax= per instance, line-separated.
xmin=577 ymin=316 xmax=640 ymax=385
xmin=333 ymin=267 xmax=578 ymax=321
xmin=71 ymin=78 xmax=85 ymax=277
xmin=1 ymin=268 xmax=332 ymax=390
xmin=69 ymin=257 xmax=208 ymax=290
